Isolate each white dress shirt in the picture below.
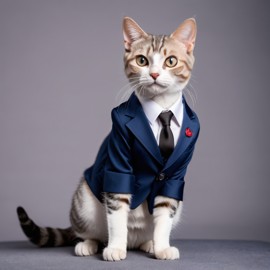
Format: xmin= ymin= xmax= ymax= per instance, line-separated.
xmin=139 ymin=94 xmax=184 ymax=147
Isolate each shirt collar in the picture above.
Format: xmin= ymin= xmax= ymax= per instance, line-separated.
xmin=169 ymin=93 xmax=183 ymax=127
xmin=139 ymin=93 xmax=183 ymax=126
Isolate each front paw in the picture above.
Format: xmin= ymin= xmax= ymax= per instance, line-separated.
xmin=103 ymin=247 xmax=127 ymax=261
xmin=155 ymin=246 xmax=180 ymax=260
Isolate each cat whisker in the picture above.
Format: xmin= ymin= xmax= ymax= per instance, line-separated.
xmin=186 ymin=76 xmax=198 ymax=107
xmin=136 ymin=84 xmax=146 ymax=98
xmin=116 ymin=84 xmax=133 ymax=103
xmin=116 ymin=80 xmax=141 ymax=102
xmin=189 ymin=84 xmax=198 ymax=101
xmin=184 ymin=85 xmax=196 ymax=107
xmin=116 ymin=80 xmax=147 ymax=103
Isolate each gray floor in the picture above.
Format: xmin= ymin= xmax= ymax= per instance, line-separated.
xmin=0 ymin=240 xmax=270 ymax=270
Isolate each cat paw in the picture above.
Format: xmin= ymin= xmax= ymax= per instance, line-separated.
xmin=155 ymin=246 xmax=180 ymax=260
xmin=103 ymin=247 xmax=127 ymax=261
xmin=140 ymin=240 xmax=154 ymax=254
xmin=74 ymin=240 xmax=98 ymax=256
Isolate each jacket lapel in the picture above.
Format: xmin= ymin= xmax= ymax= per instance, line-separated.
xmin=125 ymin=94 xmax=164 ymax=165
xmin=163 ymin=97 xmax=199 ymax=171
xmin=124 ymin=93 xmax=198 ymax=168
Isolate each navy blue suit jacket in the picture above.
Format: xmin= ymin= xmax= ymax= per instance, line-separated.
xmin=84 ymin=93 xmax=200 ymax=214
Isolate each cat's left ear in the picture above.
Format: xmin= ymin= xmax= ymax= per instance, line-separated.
xmin=171 ymin=18 xmax=197 ymax=54
xmin=123 ymin=17 xmax=148 ymax=51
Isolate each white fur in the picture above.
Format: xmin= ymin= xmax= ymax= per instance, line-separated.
xmin=134 ymin=51 xmax=185 ymax=109
xmin=73 ymin=182 xmax=107 ymax=242
xmin=103 ymin=194 xmax=130 ymax=261
xmin=72 ymin=181 xmax=182 ymax=261
xmin=75 ymin=239 xmax=98 ymax=256
xmin=153 ymin=196 xmax=182 ymax=260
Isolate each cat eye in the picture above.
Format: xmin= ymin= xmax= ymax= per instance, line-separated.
xmin=165 ymin=56 xmax=178 ymax=68
xmin=136 ymin=55 xmax=149 ymax=67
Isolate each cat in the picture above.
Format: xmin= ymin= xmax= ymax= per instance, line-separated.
xmin=17 ymin=16 xmax=199 ymax=261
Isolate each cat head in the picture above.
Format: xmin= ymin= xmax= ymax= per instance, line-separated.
xmin=123 ymin=17 xmax=197 ymax=101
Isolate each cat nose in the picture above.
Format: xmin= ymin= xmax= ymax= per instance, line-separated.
xmin=150 ymin=73 xmax=160 ymax=80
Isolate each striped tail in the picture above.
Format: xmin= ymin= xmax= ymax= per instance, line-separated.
xmin=17 ymin=206 xmax=78 ymax=247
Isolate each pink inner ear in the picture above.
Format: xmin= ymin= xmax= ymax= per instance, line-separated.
xmin=186 ymin=43 xmax=194 ymax=54
xmin=171 ymin=19 xmax=197 ymax=53
xmin=123 ymin=28 xmax=132 ymax=51
xmin=122 ymin=17 xmax=148 ymax=51
xmin=124 ymin=40 xmax=131 ymax=51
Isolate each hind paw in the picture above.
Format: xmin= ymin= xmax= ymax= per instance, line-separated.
xmin=75 ymin=240 xmax=98 ymax=256
xmin=140 ymin=240 xmax=154 ymax=254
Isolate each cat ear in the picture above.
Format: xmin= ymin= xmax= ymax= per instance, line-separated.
xmin=171 ymin=18 xmax=197 ymax=53
xmin=123 ymin=17 xmax=148 ymax=51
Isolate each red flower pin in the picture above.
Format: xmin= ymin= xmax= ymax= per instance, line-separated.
xmin=185 ymin=127 xmax=193 ymax=137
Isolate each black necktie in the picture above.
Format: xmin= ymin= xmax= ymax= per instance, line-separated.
xmin=158 ymin=111 xmax=174 ymax=160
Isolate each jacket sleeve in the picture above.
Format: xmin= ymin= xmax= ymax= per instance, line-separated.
xmin=102 ymin=108 xmax=135 ymax=194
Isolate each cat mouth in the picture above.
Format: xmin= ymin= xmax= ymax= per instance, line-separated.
xmin=144 ymin=82 xmax=169 ymax=95
xmin=148 ymin=81 xmax=164 ymax=88
xmin=149 ymin=82 xmax=170 ymax=92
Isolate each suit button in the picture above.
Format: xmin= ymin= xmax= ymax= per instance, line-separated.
xmin=157 ymin=173 xmax=166 ymax=181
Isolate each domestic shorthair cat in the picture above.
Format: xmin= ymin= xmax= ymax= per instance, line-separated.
xmin=17 ymin=17 xmax=199 ymax=261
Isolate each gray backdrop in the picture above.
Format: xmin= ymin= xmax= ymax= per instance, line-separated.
xmin=1 ymin=0 xmax=270 ymax=242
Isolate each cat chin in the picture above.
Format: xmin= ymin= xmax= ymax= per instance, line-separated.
xmin=136 ymin=88 xmax=164 ymax=100
xmin=137 ymin=84 xmax=181 ymax=99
